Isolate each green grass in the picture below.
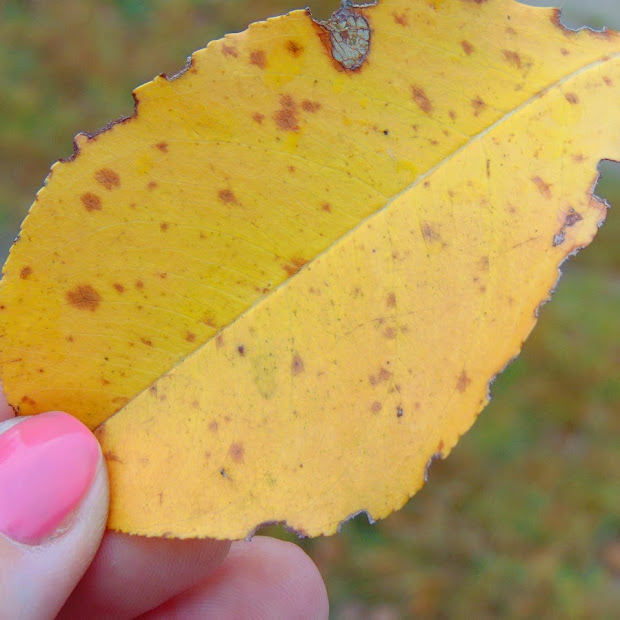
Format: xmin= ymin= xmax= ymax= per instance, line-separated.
xmin=1 ymin=2 xmax=619 ymax=617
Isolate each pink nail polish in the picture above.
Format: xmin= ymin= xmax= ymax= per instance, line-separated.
xmin=0 ymin=411 xmax=100 ymax=545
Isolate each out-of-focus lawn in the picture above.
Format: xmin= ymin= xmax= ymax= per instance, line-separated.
xmin=1 ymin=1 xmax=618 ymax=617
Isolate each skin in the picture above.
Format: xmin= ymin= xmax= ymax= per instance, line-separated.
xmin=0 ymin=388 xmax=329 ymax=619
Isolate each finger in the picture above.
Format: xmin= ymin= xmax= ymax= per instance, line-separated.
xmin=59 ymin=532 xmax=230 ymax=619
xmin=0 ymin=411 xmax=108 ymax=620
xmin=143 ymin=536 xmax=329 ymax=620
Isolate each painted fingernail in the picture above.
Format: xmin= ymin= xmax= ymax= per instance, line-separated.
xmin=0 ymin=411 xmax=100 ymax=545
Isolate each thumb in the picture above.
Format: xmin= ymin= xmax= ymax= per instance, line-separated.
xmin=0 ymin=411 xmax=109 ymax=620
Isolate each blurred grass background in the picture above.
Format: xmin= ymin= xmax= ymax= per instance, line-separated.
xmin=1 ymin=1 xmax=618 ymax=617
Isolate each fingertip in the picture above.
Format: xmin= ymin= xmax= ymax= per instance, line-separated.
xmin=147 ymin=535 xmax=329 ymax=619
xmin=0 ymin=412 xmax=108 ymax=618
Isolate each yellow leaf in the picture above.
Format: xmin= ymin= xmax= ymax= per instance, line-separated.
xmin=1 ymin=0 xmax=619 ymax=538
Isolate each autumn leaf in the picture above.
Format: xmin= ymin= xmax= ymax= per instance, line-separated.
xmin=1 ymin=0 xmax=619 ymax=539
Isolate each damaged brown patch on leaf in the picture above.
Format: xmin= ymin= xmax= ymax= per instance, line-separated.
xmin=369 ymin=367 xmax=392 ymax=386
xmin=553 ymin=207 xmax=583 ymax=246
xmin=229 ymin=442 xmax=245 ymax=463
xmin=502 ymin=49 xmax=522 ymax=69
xmin=456 ymin=369 xmax=471 ymax=393
xmin=461 ymin=40 xmax=475 ymax=55
xmin=393 ymin=12 xmax=408 ymax=26
xmin=20 ymin=266 xmax=33 ymax=280
xmin=250 ymin=50 xmax=267 ymax=69
xmin=564 ymin=92 xmax=579 ymax=104
xmin=66 ymin=284 xmax=102 ymax=312
xmin=421 ymin=222 xmax=442 ymax=243
xmin=412 ymin=85 xmax=433 ymax=115
xmin=81 ymin=192 xmax=102 ymax=212
xmin=282 ymin=257 xmax=307 ymax=276
xmin=155 ymin=142 xmax=169 ymax=153
xmin=222 ymin=44 xmax=238 ymax=58
xmin=301 ymin=100 xmax=321 ymax=113
xmin=291 ymin=353 xmax=305 ymax=375
xmin=286 ymin=40 xmax=304 ymax=56
xmin=95 ymin=168 xmax=121 ymax=190
xmin=218 ymin=189 xmax=238 ymax=204
xmin=113 ymin=283 xmax=125 ymax=293
xmin=471 ymin=96 xmax=486 ymax=116
xmin=532 ymin=176 xmax=552 ymax=199
xmin=274 ymin=95 xmax=299 ymax=132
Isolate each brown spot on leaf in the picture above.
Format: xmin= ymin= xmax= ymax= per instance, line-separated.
xmin=222 ymin=44 xmax=238 ymax=58
xmin=229 ymin=442 xmax=245 ymax=463
xmin=21 ymin=395 xmax=36 ymax=407
xmin=66 ymin=284 xmax=102 ymax=311
xmin=81 ymin=192 xmax=102 ymax=212
xmin=155 ymin=141 xmax=168 ymax=153
xmin=286 ymin=40 xmax=304 ymax=56
xmin=274 ymin=95 xmax=299 ymax=132
xmin=386 ymin=292 xmax=396 ymax=308
xmin=160 ymin=222 xmax=169 ymax=232
xmin=135 ymin=280 xmax=144 ymax=289
xmin=103 ymin=450 xmax=122 ymax=463
xmin=478 ymin=255 xmax=490 ymax=270
xmin=20 ymin=266 xmax=33 ymax=279
xmin=461 ymin=40 xmax=474 ymax=55
xmin=252 ymin=113 xmax=265 ymax=124
xmin=216 ymin=335 xmax=224 ymax=348
xmin=301 ymin=99 xmax=321 ymax=113
xmin=218 ymin=189 xmax=238 ymax=204
xmin=371 ymin=401 xmax=383 ymax=413
xmin=209 ymin=420 xmax=219 ymax=432
xmin=321 ymin=202 xmax=332 ymax=212
xmin=564 ymin=92 xmax=579 ymax=104
xmin=282 ymin=257 xmax=307 ymax=277
xmin=412 ymin=85 xmax=433 ymax=115
xmin=250 ymin=49 xmax=266 ymax=69
xmin=448 ymin=110 xmax=457 ymax=121
xmin=384 ymin=327 xmax=396 ymax=339
xmin=291 ymin=353 xmax=305 ymax=375
xmin=560 ymin=47 xmax=570 ymax=56
xmin=369 ymin=367 xmax=392 ymax=386
xmin=421 ymin=222 xmax=441 ymax=243
xmin=456 ymin=369 xmax=471 ymax=393
xmin=113 ymin=283 xmax=125 ymax=293
xmin=393 ymin=12 xmax=408 ymax=26
xmin=147 ymin=181 xmax=158 ymax=190
xmin=471 ymin=96 xmax=486 ymax=116
xmin=141 ymin=337 xmax=153 ymax=347
xmin=564 ymin=209 xmax=583 ymax=227
xmin=186 ymin=332 xmax=196 ymax=343
xmin=237 ymin=345 xmax=245 ymax=356
xmin=531 ymin=176 xmax=552 ymax=199
xmin=603 ymin=76 xmax=613 ymax=86
xmin=502 ymin=49 xmax=522 ymax=69
xmin=95 ymin=168 xmax=120 ymax=190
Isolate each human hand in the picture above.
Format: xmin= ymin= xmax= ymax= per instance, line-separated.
xmin=0 ymin=390 xmax=328 ymax=619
